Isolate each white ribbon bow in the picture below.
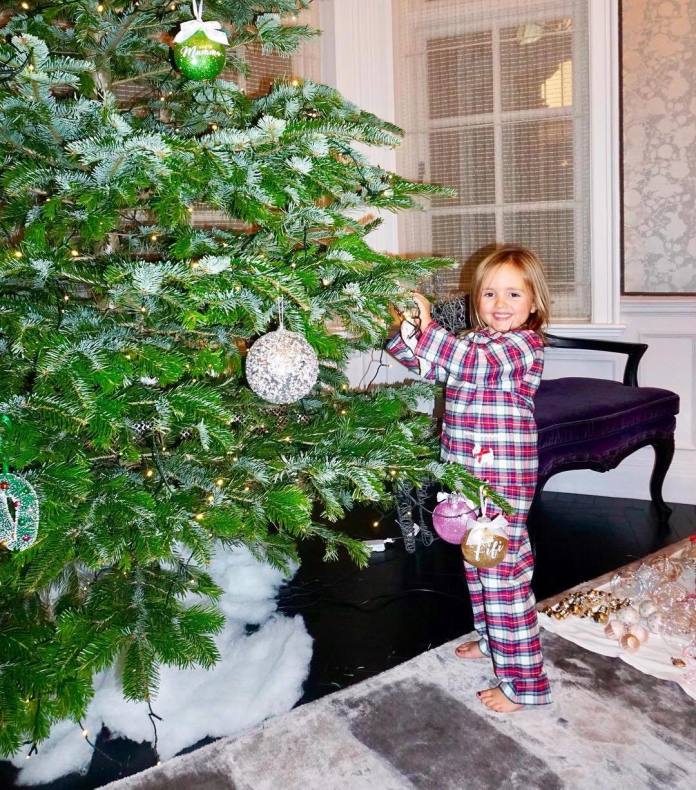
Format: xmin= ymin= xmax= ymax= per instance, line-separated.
xmin=468 ymin=513 xmax=509 ymax=536
xmin=466 ymin=486 xmax=508 ymax=529
xmin=436 ymin=491 xmax=476 ymax=510
xmin=174 ymin=1 xmax=229 ymax=46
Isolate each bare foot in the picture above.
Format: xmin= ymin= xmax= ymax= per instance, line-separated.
xmin=454 ymin=641 xmax=486 ymax=659
xmin=477 ymin=687 xmax=523 ymax=713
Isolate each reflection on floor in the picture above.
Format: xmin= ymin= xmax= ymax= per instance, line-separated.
xmin=1 ymin=492 xmax=694 ymax=789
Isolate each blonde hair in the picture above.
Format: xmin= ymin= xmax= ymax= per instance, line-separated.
xmin=468 ymin=245 xmax=551 ymax=339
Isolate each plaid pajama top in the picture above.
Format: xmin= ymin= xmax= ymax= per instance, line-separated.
xmin=386 ymin=322 xmax=544 ymax=488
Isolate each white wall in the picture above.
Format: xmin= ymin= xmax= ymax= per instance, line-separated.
xmin=318 ymin=0 xmax=398 ymax=255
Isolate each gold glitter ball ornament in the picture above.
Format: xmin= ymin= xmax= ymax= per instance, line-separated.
xmin=461 ymin=516 xmax=509 ymax=569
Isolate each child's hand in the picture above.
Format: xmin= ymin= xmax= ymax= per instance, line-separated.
xmin=388 ymin=302 xmax=402 ymax=323
xmin=387 ymin=302 xmax=405 ymax=333
xmin=411 ymin=292 xmax=432 ymax=328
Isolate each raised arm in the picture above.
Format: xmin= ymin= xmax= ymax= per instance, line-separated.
xmin=413 ymin=321 xmax=476 ymax=380
xmin=385 ymin=326 xmax=449 ymax=383
xmin=385 ymin=331 xmax=426 ymax=374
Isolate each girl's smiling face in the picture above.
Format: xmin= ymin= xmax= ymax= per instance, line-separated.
xmin=477 ymin=262 xmax=536 ymax=332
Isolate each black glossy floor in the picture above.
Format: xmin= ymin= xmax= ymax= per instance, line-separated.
xmin=2 ymin=492 xmax=694 ymax=789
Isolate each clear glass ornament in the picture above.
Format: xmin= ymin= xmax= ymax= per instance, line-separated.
xmin=610 ymin=570 xmax=634 ymax=598
xmin=246 ymin=302 xmax=319 ymax=404
xmin=633 ymin=563 xmax=659 ymax=596
xmin=646 ymin=611 xmax=663 ymax=634
xmin=647 ymin=555 xmax=682 ymax=583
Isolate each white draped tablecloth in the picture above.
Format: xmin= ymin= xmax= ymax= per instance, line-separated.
xmin=538 ymin=541 xmax=696 ymax=701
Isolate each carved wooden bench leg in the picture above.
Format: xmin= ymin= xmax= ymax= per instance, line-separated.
xmin=649 ymin=435 xmax=675 ymax=528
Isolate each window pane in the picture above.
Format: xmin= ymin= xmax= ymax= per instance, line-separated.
xmin=500 ymin=20 xmax=573 ymax=111
xmin=427 ymin=213 xmax=496 ymax=296
xmin=426 ymin=32 xmax=493 ymax=118
xmin=430 ymin=126 xmax=495 ymax=207
xmin=503 ymin=209 xmax=574 ymax=281
xmin=503 ymin=119 xmax=573 ymax=202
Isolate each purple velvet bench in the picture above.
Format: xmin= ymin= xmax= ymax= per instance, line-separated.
xmin=536 ymin=335 xmax=679 ymax=525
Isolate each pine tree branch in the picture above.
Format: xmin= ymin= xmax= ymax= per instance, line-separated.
xmin=101 ymin=8 xmax=139 ymax=59
xmin=112 ymin=67 xmax=173 ymax=87
xmin=30 ymin=81 xmax=63 ymax=148
xmin=150 ymin=438 xmax=174 ymax=493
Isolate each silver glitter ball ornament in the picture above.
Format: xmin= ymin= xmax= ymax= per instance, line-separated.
xmin=246 ymin=327 xmax=318 ymax=404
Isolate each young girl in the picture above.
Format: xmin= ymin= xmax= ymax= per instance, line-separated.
xmin=386 ymin=245 xmax=552 ymax=712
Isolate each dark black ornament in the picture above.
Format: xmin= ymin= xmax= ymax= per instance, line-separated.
xmin=431 ymin=296 xmax=470 ymax=335
xmin=130 ymin=420 xmax=154 ymax=439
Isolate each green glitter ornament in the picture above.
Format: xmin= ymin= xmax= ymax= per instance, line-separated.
xmin=173 ymin=29 xmax=226 ymax=81
xmin=0 ymin=473 xmax=39 ymax=552
xmin=172 ymin=3 xmax=228 ymax=81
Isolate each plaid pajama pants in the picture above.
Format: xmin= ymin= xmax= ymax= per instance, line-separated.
xmin=386 ymin=322 xmax=552 ymax=705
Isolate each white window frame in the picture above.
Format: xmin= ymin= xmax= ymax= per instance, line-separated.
xmin=319 ymin=0 xmax=621 ymax=335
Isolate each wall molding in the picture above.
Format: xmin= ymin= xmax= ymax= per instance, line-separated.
xmin=621 ymin=297 xmax=696 ymax=315
xmin=545 ymin=447 xmax=696 ymax=505
xmin=548 ymin=323 xmax=626 ymax=338
xmin=637 ymin=330 xmax=696 ymax=449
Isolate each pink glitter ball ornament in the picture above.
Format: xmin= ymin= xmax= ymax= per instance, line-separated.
xmin=432 ymin=492 xmax=477 ymax=544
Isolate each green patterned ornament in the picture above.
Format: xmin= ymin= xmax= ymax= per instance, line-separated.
xmin=172 ymin=2 xmax=228 ymax=81
xmin=0 ymin=472 xmax=39 ymax=552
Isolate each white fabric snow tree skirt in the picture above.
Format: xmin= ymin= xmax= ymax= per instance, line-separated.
xmin=12 ymin=547 xmax=312 ymax=786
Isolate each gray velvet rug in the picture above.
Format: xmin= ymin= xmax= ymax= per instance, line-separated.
xmin=105 ymin=631 xmax=696 ymax=789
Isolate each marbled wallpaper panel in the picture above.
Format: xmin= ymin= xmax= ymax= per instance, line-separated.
xmin=622 ymin=0 xmax=696 ymax=293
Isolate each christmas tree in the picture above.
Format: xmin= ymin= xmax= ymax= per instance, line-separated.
xmin=0 ymin=0 xmax=492 ymax=756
